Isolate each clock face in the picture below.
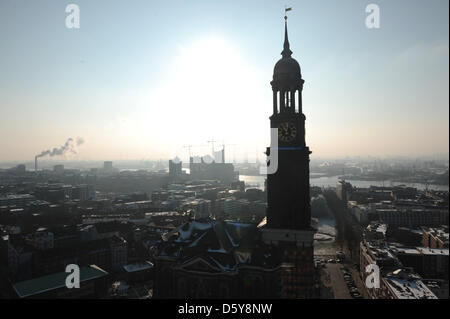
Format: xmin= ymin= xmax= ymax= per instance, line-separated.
xmin=278 ymin=121 xmax=297 ymax=142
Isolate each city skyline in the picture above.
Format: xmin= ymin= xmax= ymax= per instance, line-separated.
xmin=0 ymin=1 xmax=448 ymax=302
xmin=0 ymin=0 xmax=448 ymax=162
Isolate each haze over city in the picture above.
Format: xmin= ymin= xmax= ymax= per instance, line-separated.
xmin=1 ymin=0 xmax=448 ymax=162
xmin=0 ymin=0 xmax=448 ymax=305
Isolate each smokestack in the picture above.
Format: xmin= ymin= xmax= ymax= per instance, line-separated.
xmin=34 ymin=137 xmax=85 ymax=172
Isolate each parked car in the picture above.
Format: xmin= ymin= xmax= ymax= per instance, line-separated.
xmin=351 ymin=291 xmax=362 ymax=297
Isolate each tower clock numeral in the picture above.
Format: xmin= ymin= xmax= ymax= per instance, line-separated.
xmin=278 ymin=121 xmax=297 ymax=142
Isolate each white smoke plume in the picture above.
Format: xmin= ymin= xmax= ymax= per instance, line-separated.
xmin=35 ymin=137 xmax=84 ymax=159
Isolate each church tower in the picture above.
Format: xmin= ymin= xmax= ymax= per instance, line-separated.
xmin=267 ymin=17 xmax=311 ymax=230
xmin=262 ymin=15 xmax=315 ymax=298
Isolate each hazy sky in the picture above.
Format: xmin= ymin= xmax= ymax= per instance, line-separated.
xmin=0 ymin=0 xmax=448 ymax=162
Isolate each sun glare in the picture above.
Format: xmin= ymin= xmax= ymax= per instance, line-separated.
xmin=124 ymin=36 xmax=269 ymax=161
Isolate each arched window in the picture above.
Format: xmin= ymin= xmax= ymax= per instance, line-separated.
xmin=285 ymin=91 xmax=290 ymax=107
xmin=295 ymin=90 xmax=299 ymax=113
xmin=278 ymin=91 xmax=284 ymax=113
xmin=276 ymin=91 xmax=280 ymax=113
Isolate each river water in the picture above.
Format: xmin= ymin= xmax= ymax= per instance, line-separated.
xmin=239 ymin=174 xmax=449 ymax=191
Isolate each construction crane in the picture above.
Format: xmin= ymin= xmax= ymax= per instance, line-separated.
xmin=207 ymin=140 xmax=236 ymax=163
xmin=182 ymin=144 xmax=202 ymax=159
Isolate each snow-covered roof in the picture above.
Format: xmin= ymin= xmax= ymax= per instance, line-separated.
xmin=384 ymin=270 xmax=438 ymax=299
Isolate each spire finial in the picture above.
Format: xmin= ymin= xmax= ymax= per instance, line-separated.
xmin=284 ymin=6 xmax=291 ymax=20
xmin=282 ymin=6 xmax=293 ymax=58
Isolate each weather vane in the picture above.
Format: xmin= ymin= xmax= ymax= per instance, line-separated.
xmin=284 ymin=6 xmax=292 ymax=20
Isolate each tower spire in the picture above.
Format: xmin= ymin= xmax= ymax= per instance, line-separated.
xmin=282 ymin=8 xmax=293 ymax=58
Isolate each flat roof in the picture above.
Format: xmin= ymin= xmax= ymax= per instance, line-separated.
xmin=123 ymin=261 xmax=154 ymax=273
xmin=384 ymin=275 xmax=437 ymax=299
xmin=392 ymin=246 xmax=449 ymax=256
xmin=13 ymin=265 xmax=108 ymax=298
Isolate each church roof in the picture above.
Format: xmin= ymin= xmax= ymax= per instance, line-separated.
xmin=157 ymin=220 xmax=281 ymax=271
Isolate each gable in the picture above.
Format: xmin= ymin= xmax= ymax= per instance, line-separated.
xmin=178 ymin=257 xmax=223 ymax=273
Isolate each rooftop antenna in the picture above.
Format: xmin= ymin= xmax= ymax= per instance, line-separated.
xmin=207 ymin=140 xmax=216 ymax=157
